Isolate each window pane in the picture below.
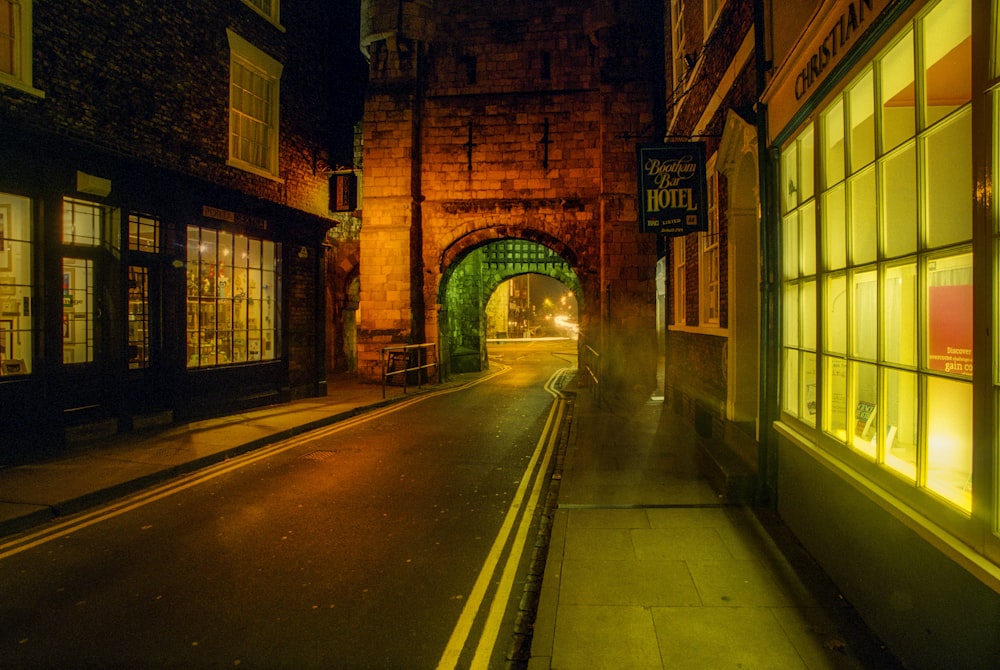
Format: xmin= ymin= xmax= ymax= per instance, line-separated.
xmin=825 ymin=272 xmax=847 ymax=354
xmin=852 ymin=269 xmax=878 ymax=360
xmin=823 ymin=184 xmax=847 ymax=270
xmin=851 ymin=361 xmax=878 ymax=457
xmin=128 ymin=212 xmax=160 ymax=253
xmin=782 ymin=213 xmax=799 ymax=279
xmin=926 ymin=375 xmax=972 ymax=511
xmin=783 ymin=348 xmax=800 ymax=416
xmin=848 ymin=70 xmax=875 ymax=172
xmin=802 ymin=352 xmax=817 ymax=426
xmin=63 ymin=199 xmax=102 ymax=247
xmin=926 ymin=252 xmax=973 ymax=377
xmin=822 ymin=98 xmax=846 ymax=188
xmin=921 ymin=0 xmax=971 ymax=127
xmin=0 ymin=194 xmax=33 ymax=376
xmin=824 ymin=356 xmax=849 ymax=441
xmin=883 ymin=262 xmax=917 ymax=367
xmin=799 ymin=126 xmax=815 ymax=202
xmin=784 ymin=283 xmax=799 ymax=347
xmin=849 ymin=167 xmax=876 ymax=265
xmin=801 ymin=279 xmax=816 ymax=350
xmin=127 ymin=266 xmax=150 ymax=370
xmin=62 ymin=257 xmax=93 ymax=364
xmin=781 ymin=141 xmax=798 ymax=214
xmin=923 ymin=107 xmax=972 ymax=248
xmin=878 ymin=29 xmax=915 ymax=152
xmin=800 ymin=202 xmax=816 ymax=276
xmin=881 ymin=141 xmax=917 ymax=257
xmin=883 ymin=367 xmax=917 ymax=482
xmin=0 ymin=1 xmax=15 ymax=76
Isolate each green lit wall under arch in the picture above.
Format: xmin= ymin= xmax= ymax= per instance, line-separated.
xmin=439 ymin=239 xmax=581 ymax=373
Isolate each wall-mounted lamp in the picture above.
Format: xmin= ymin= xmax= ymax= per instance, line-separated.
xmin=683 ymin=52 xmax=699 ymax=70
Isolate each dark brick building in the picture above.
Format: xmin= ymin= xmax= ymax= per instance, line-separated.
xmin=0 ymin=0 xmax=355 ymax=456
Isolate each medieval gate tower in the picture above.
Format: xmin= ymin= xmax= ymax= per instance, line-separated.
xmin=358 ymin=0 xmax=663 ymax=396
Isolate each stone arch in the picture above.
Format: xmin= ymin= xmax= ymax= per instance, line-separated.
xmin=437 ymin=233 xmax=581 ymax=374
xmin=439 ymin=226 xmax=579 ymax=274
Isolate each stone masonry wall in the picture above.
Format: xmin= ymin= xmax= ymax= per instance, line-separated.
xmin=359 ymin=0 xmax=663 ymax=389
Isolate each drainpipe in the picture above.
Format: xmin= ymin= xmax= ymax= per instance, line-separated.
xmin=753 ymin=0 xmax=780 ymax=508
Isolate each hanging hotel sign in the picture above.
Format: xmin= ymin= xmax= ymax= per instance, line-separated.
xmin=637 ymin=143 xmax=708 ymax=236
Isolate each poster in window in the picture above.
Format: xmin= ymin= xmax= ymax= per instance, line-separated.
xmin=928 ymin=284 xmax=973 ymax=377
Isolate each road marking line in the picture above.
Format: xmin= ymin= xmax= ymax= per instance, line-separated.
xmin=0 ymin=367 xmax=512 ymax=562
xmin=436 ymin=368 xmax=568 ymax=670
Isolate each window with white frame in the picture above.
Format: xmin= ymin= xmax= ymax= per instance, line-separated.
xmin=704 ymin=0 xmax=725 ymax=38
xmin=780 ymin=0 xmax=975 ymax=520
xmin=226 ymin=29 xmax=283 ymax=180
xmin=672 ymin=236 xmax=686 ymax=325
xmin=241 ymin=0 xmax=280 ymax=27
xmin=700 ymin=164 xmax=720 ymax=325
xmin=670 ymin=0 xmax=687 ymax=89
xmin=0 ymin=0 xmax=41 ymax=96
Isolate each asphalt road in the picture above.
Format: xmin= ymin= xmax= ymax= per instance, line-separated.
xmin=0 ymin=339 xmax=577 ymax=669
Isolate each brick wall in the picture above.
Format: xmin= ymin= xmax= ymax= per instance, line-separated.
xmin=2 ymin=0 xmax=335 ymax=221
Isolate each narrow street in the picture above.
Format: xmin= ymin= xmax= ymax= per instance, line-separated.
xmin=0 ymin=340 xmax=576 ymax=669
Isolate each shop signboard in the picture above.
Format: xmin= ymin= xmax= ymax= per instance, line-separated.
xmin=636 ymin=143 xmax=708 ymax=236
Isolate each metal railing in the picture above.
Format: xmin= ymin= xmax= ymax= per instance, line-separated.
xmin=381 ymin=343 xmax=441 ymax=397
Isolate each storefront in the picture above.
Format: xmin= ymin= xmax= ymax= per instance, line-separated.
xmin=762 ymin=0 xmax=998 ymax=665
xmin=0 ymin=132 xmax=327 ymax=457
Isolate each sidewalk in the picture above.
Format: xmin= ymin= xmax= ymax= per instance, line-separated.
xmin=527 ymin=388 xmax=902 ymax=670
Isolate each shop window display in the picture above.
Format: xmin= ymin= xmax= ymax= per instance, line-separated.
xmin=780 ymin=0 xmax=973 ymax=513
xmin=186 ymin=225 xmax=279 ymax=368
xmin=0 ymin=193 xmax=32 ymax=376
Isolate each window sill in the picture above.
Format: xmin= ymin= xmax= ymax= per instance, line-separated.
xmin=668 ymin=323 xmax=729 ymax=337
xmin=774 ymin=420 xmax=1000 ymax=596
xmin=227 ymin=158 xmax=285 ymax=184
xmin=0 ymin=76 xmax=45 ymax=98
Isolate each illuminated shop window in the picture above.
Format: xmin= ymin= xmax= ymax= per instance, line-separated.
xmin=128 ymin=212 xmax=159 ymax=254
xmin=186 ymin=225 xmax=280 ymax=368
xmin=227 ymin=29 xmax=282 ymax=179
xmin=780 ymin=0 xmax=973 ymax=512
xmin=0 ymin=0 xmax=41 ymax=96
xmin=0 ymin=193 xmax=33 ymax=376
xmin=62 ymin=198 xmax=103 ymax=247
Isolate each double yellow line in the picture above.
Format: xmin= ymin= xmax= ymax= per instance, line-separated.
xmin=436 ymin=368 xmax=569 ymax=670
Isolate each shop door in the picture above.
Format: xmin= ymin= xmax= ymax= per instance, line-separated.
xmin=122 ymin=212 xmax=166 ymax=419
xmin=58 ymin=199 xmax=116 ymax=424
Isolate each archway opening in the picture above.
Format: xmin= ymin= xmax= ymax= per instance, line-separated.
xmin=439 ymin=238 xmax=580 ymax=374
xmin=485 ymin=274 xmax=578 ymax=340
